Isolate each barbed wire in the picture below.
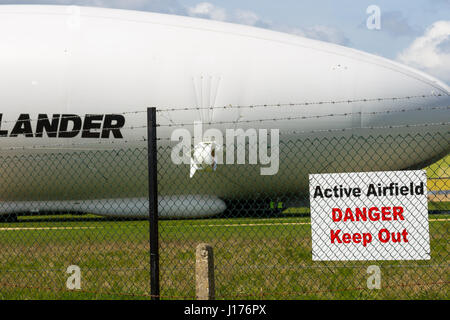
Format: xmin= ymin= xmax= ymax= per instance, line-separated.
xmin=0 ymin=122 xmax=447 ymax=150
xmin=0 ymin=93 xmax=447 ymax=124
xmin=155 ymin=93 xmax=449 ymax=113
xmin=0 ymin=106 xmax=450 ymax=133
xmin=0 ymin=121 xmax=447 ymax=150
xmin=155 ymin=121 xmax=450 ymax=141
xmin=277 ymin=121 xmax=450 ymax=137
xmin=0 ymin=106 xmax=450 ymax=150
xmin=0 ymin=105 xmax=445 ymax=139
xmin=157 ymin=105 xmax=450 ymax=128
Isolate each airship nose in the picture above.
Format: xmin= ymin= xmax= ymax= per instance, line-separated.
xmin=354 ymin=59 xmax=450 ymax=169
xmin=360 ymin=61 xmax=450 ymax=129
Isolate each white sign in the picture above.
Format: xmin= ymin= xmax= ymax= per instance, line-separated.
xmin=309 ymin=170 xmax=430 ymax=261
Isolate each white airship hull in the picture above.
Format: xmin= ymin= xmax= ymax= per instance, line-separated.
xmin=0 ymin=5 xmax=448 ymax=218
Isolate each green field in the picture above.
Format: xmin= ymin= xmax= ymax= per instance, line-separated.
xmin=0 ymin=213 xmax=448 ymax=300
xmin=0 ymin=155 xmax=448 ymax=300
xmin=426 ymin=155 xmax=450 ymax=179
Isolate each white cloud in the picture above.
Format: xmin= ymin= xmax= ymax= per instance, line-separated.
xmin=234 ymin=9 xmax=260 ymax=26
xmin=187 ymin=3 xmax=268 ymax=26
xmin=397 ymin=21 xmax=450 ymax=83
xmin=187 ymin=2 xmax=227 ymax=21
xmin=232 ymin=9 xmax=271 ymax=28
xmin=186 ymin=2 xmax=349 ymax=46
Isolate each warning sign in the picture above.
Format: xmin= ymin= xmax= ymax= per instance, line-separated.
xmin=309 ymin=170 xmax=430 ymax=261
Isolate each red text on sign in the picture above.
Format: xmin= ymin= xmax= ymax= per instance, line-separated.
xmin=332 ymin=206 xmax=405 ymax=222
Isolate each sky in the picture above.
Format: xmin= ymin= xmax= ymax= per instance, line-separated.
xmin=1 ymin=0 xmax=449 ymax=83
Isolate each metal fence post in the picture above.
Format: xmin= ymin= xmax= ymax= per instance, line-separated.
xmin=147 ymin=107 xmax=159 ymax=300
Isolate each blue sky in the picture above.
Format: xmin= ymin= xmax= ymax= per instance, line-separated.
xmin=1 ymin=0 xmax=449 ymax=83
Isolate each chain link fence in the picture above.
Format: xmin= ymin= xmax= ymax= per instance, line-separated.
xmin=0 ymin=106 xmax=448 ymax=300
xmin=158 ymin=130 xmax=449 ymax=299
xmin=0 ymin=148 xmax=151 ymax=299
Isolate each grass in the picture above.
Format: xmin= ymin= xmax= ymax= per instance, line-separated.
xmin=159 ymin=214 xmax=449 ymax=300
xmin=426 ymin=155 xmax=450 ymax=179
xmin=0 ymin=213 xmax=447 ymax=300
xmin=0 ymin=155 xmax=448 ymax=300
xmin=0 ymin=219 xmax=150 ymax=299
xmin=426 ymin=154 xmax=449 ymax=194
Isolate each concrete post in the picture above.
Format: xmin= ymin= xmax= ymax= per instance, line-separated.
xmin=195 ymin=243 xmax=215 ymax=300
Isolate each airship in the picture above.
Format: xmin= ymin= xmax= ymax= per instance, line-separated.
xmin=0 ymin=5 xmax=448 ymax=220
